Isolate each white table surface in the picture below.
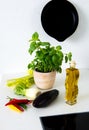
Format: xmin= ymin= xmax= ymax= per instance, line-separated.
xmin=0 ymin=69 xmax=89 ymax=130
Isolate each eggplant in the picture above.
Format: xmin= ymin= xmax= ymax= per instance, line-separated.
xmin=32 ymin=89 xmax=59 ymax=108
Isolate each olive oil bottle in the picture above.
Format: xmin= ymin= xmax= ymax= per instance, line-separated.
xmin=65 ymin=61 xmax=79 ymax=105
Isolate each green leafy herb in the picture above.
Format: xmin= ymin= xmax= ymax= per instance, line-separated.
xmin=28 ymin=32 xmax=72 ymax=73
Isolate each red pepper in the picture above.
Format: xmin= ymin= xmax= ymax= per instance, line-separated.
xmin=5 ymin=97 xmax=33 ymax=112
xmin=12 ymin=103 xmax=24 ymax=112
xmin=5 ymin=98 xmax=32 ymax=106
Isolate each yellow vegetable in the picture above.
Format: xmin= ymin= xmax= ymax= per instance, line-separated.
xmin=6 ymin=74 xmax=34 ymax=88
xmin=8 ymin=105 xmax=22 ymax=113
xmin=27 ymin=69 xmax=33 ymax=75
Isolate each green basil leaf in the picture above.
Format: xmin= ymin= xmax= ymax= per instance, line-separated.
xmin=32 ymin=32 xmax=39 ymax=41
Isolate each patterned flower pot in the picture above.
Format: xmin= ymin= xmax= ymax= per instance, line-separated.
xmin=34 ymin=71 xmax=56 ymax=90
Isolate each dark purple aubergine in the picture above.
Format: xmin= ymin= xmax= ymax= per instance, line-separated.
xmin=32 ymin=89 xmax=59 ymax=108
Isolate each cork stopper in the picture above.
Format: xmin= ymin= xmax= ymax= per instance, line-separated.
xmin=69 ymin=61 xmax=76 ymax=68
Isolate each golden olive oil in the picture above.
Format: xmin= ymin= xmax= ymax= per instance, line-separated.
xmin=65 ymin=61 xmax=79 ymax=105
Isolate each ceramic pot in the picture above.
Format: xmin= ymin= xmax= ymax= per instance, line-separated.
xmin=34 ymin=71 xmax=56 ymax=90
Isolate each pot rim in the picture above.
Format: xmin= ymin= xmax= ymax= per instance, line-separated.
xmin=34 ymin=70 xmax=56 ymax=74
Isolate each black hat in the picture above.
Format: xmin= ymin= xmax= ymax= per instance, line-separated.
xmin=41 ymin=0 xmax=79 ymax=41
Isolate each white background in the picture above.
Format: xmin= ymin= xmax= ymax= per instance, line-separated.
xmin=0 ymin=0 xmax=89 ymax=74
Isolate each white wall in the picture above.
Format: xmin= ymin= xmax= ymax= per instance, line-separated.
xmin=0 ymin=0 xmax=89 ymax=74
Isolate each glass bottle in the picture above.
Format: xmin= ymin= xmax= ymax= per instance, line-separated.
xmin=65 ymin=61 xmax=79 ymax=105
